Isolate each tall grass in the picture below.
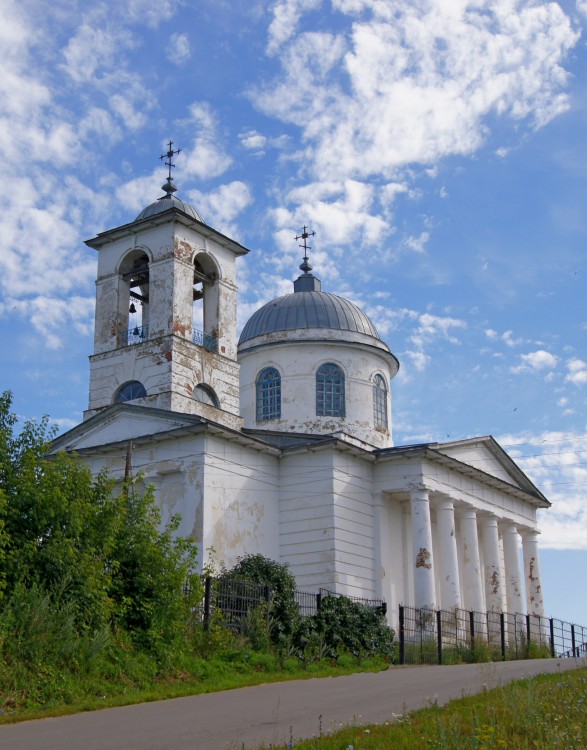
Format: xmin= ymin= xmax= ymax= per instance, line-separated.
xmin=272 ymin=667 xmax=587 ymax=749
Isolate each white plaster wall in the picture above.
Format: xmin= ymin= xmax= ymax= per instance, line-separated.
xmin=435 ymin=443 xmax=515 ymax=484
xmin=330 ymin=452 xmax=377 ymax=598
xmin=239 ymin=338 xmax=396 ymax=449
xmin=278 ymin=451 xmax=338 ymax=591
xmin=201 ymin=435 xmax=280 ymax=571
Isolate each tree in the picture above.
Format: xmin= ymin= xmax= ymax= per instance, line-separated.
xmin=0 ymin=391 xmax=200 ymax=655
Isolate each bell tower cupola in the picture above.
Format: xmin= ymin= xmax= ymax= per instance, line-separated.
xmin=84 ymin=142 xmax=248 ymax=430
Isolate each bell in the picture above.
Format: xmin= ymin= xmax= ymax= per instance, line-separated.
xmin=129 ymin=303 xmax=137 ymax=314
xmin=133 ymin=326 xmax=139 ymax=336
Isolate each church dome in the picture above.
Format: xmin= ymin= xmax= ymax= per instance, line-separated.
xmin=239 ymin=287 xmax=382 ymax=345
xmin=136 ymin=193 xmax=203 ymax=222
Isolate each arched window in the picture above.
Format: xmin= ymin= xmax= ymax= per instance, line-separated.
xmin=114 ymin=380 xmax=147 ymax=403
xmin=256 ymin=367 xmax=281 ymax=421
xmin=316 ymin=363 xmax=345 ymax=417
xmin=193 ymin=383 xmax=220 ymax=408
xmin=373 ymin=374 xmax=388 ymax=429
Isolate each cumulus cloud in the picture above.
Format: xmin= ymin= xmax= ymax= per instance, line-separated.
xmin=511 ymin=350 xmax=559 ymax=374
xmin=565 ymin=358 xmax=587 ymax=386
xmin=411 ymin=313 xmax=467 ymax=350
xmin=267 ymin=0 xmax=322 ymax=54
xmin=258 ymin=0 xmax=579 ymax=182
xmin=186 ymin=181 xmax=253 ymax=238
xmin=181 ymin=102 xmax=233 ymax=179
xmin=502 ymin=430 xmax=587 ymax=548
xmin=167 ymin=32 xmax=190 ymax=65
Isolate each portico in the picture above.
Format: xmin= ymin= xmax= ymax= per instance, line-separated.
xmin=374 ymin=437 xmax=549 ymax=622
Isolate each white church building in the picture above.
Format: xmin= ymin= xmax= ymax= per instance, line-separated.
xmin=51 ymin=158 xmax=549 ymax=625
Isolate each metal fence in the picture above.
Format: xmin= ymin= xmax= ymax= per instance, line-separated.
xmin=196 ymin=576 xmax=270 ymax=631
xmin=398 ymin=605 xmax=587 ymax=665
xmin=196 ymin=578 xmax=387 ymax=632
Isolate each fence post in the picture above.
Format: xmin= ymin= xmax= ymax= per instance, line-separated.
xmin=203 ymin=576 xmax=212 ymax=631
xmin=437 ymin=609 xmax=443 ymax=665
xmin=500 ymin=613 xmax=506 ymax=660
xmin=526 ymin=614 xmax=531 ymax=658
xmin=316 ymin=591 xmax=322 ymax=612
xmin=469 ymin=610 xmax=475 ymax=653
xmin=399 ymin=605 xmax=405 ymax=665
xmin=549 ymin=618 xmax=555 ymax=658
xmin=571 ymin=624 xmax=576 ymax=657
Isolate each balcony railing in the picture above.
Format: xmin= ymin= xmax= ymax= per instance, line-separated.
xmin=193 ymin=328 xmax=217 ymax=352
xmin=126 ymin=325 xmax=148 ymax=346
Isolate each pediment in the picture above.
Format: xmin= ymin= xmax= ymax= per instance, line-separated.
xmin=50 ymin=405 xmax=203 ymax=453
xmin=432 ymin=436 xmax=547 ymax=502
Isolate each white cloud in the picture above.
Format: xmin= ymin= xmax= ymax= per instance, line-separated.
xmin=411 ymin=313 xmax=467 ymax=350
xmin=404 ymin=232 xmax=429 ymax=254
xmin=181 ymin=102 xmax=233 ymax=179
xmin=267 ymin=0 xmax=322 ymax=55
xmin=502 ymin=430 xmax=587 ymax=549
xmin=274 ymin=179 xmax=389 ymax=254
xmin=502 ymin=330 xmax=523 ymax=348
xmin=186 ymin=181 xmax=253 ymax=238
xmin=167 ymin=33 xmax=190 ymax=65
xmin=511 ymin=350 xmax=559 ymax=374
xmin=63 ymin=24 xmax=137 ymax=84
xmin=565 ymin=358 xmax=587 ymax=386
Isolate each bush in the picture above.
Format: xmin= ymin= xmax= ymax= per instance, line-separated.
xmin=294 ymin=595 xmax=396 ymax=661
xmin=221 ymin=554 xmax=300 ymax=645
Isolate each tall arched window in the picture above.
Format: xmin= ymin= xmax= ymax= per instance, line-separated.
xmin=256 ymin=367 xmax=281 ymax=421
xmin=316 ymin=363 xmax=345 ymax=417
xmin=373 ymin=374 xmax=388 ymax=429
xmin=114 ymin=380 xmax=147 ymax=403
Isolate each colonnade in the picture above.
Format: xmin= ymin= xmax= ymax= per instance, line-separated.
xmin=409 ymin=488 xmax=544 ymax=616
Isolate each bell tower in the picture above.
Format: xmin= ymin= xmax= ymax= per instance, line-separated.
xmin=84 ymin=143 xmax=248 ymax=430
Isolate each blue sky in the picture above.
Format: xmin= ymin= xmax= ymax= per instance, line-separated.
xmin=1 ymin=0 xmax=586 ymax=624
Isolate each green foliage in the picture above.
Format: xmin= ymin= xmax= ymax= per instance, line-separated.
xmin=221 ymin=554 xmax=301 ymax=644
xmin=0 ymin=390 xmax=201 ymax=661
xmin=294 ymin=595 xmax=396 ymax=661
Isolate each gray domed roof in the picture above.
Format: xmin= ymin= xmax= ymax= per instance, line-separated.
xmin=239 ymin=289 xmax=382 ymax=344
xmin=136 ymin=193 xmax=203 ymax=222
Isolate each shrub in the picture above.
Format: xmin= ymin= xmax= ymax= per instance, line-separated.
xmin=221 ymin=554 xmax=300 ymax=645
xmin=295 ymin=595 xmax=396 ymax=661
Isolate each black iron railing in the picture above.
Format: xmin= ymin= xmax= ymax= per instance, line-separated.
xmin=126 ymin=324 xmax=148 ymax=345
xmin=398 ymin=604 xmax=587 ymax=665
xmin=193 ymin=328 xmax=217 ymax=352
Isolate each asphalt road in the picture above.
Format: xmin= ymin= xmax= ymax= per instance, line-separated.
xmin=1 ymin=657 xmax=585 ymax=750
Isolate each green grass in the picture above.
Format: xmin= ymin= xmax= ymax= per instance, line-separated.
xmin=266 ymin=667 xmax=587 ymax=750
xmin=0 ymin=647 xmax=391 ymax=725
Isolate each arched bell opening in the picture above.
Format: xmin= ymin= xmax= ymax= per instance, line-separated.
xmin=192 ymin=252 xmax=219 ymax=352
xmin=118 ymin=250 xmax=150 ymax=347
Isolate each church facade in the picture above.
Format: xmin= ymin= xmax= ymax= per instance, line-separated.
xmin=51 ymin=165 xmax=549 ymax=627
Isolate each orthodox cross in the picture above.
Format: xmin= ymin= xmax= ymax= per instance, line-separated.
xmin=160 ymin=140 xmax=182 ymax=182
xmin=295 ymin=225 xmax=316 ymax=273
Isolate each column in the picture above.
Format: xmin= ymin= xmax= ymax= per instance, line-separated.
xmin=480 ymin=515 xmax=504 ymax=613
xmin=502 ymin=522 xmax=524 ymax=614
xmin=410 ymin=488 xmax=436 ymax=610
xmin=522 ymin=530 xmax=545 ymax=617
xmin=436 ymin=498 xmax=461 ymax=610
xmin=459 ymin=508 xmax=484 ymax=613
